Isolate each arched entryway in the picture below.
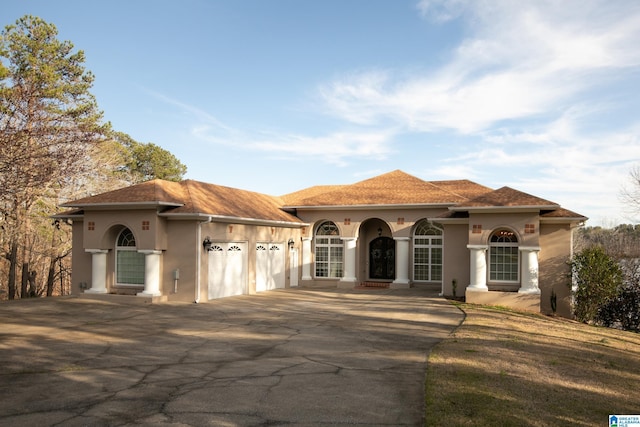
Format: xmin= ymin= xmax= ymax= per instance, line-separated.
xmin=369 ymin=236 xmax=395 ymax=280
xmin=359 ymin=218 xmax=395 ymax=283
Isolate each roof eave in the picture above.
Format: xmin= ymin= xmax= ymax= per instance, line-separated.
xmin=52 ymin=211 xmax=84 ymax=221
xmin=450 ymin=205 xmax=560 ymax=213
xmin=285 ymin=203 xmax=455 ymax=210
xmin=60 ymin=201 xmax=184 ymax=209
xmin=158 ymin=212 xmax=308 ymax=228
xmin=428 ymin=217 xmax=469 ymax=224
xmin=540 ymin=217 xmax=588 ymax=225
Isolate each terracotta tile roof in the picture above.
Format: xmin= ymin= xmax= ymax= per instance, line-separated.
xmin=63 ymin=179 xmax=303 ymax=223
xmin=282 ymin=170 xmax=490 ymax=206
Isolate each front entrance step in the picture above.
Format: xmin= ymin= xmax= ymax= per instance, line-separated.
xmin=79 ymin=292 xmax=168 ymax=304
xmin=356 ymin=281 xmax=390 ymax=289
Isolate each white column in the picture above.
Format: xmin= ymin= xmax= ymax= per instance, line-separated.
xmin=392 ymin=237 xmax=410 ymax=287
xmin=467 ymin=245 xmax=488 ymax=291
xmin=301 ymin=237 xmax=312 ymax=281
xmin=137 ymin=250 xmax=162 ymax=297
xmin=339 ymin=237 xmax=357 ymax=284
xmin=85 ymin=249 xmax=108 ymax=294
xmin=519 ymin=246 xmax=541 ymax=294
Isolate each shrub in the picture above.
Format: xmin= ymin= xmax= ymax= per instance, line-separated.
xmin=597 ymin=259 xmax=640 ymax=332
xmin=569 ymin=246 xmax=623 ymax=324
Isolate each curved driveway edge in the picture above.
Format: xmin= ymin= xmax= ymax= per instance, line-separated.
xmin=0 ymin=288 xmax=463 ymax=426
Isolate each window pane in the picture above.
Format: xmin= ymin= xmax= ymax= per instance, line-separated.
xmin=117 ymin=228 xmax=136 ymax=247
xmin=413 ymin=234 xmax=443 ymax=282
xmin=414 ymin=264 xmax=429 ymax=281
xmin=431 ymin=265 xmax=442 ymax=281
xmin=117 ymin=250 xmax=145 ymax=285
xmin=489 ymin=246 xmax=518 ymax=281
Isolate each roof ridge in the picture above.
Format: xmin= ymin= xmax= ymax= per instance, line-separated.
xmin=182 ymin=180 xmax=197 ymax=212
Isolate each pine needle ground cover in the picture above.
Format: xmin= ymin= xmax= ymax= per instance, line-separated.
xmin=425 ymin=303 xmax=640 ymax=426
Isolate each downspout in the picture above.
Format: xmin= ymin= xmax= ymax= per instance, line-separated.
xmin=195 ymin=216 xmax=213 ymax=303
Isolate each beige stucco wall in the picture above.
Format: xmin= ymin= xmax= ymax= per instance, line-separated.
xmin=70 ymin=220 xmax=91 ymax=295
xmin=467 ymin=211 xmax=540 ymax=248
xmin=441 ymin=223 xmax=470 ymax=297
xmin=163 ymin=220 xmax=198 ymax=302
xmin=539 ymin=223 xmax=574 ymax=318
xmin=82 ymin=209 xmax=168 ymax=251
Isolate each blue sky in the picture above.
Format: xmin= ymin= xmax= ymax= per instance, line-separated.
xmin=4 ymin=0 xmax=640 ymax=226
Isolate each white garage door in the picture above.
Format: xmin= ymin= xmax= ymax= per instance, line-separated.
xmin=208 ymin=242 xmax=247 ymax=299
xmin=256 ymin=243 xmax=285 ymax=292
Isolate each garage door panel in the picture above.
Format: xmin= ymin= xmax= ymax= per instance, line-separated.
xmin=270 ymin=244 xmax=285 ymax=289
xmin=256 ymin=243 xmax=285 ymax=292
xmin=256 ymin=244 xmax=269 ymax=292
xmin=208 ymin=242 xmax=247 ymax=299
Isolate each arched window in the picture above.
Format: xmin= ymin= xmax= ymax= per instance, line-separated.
xmin=116 ymin=228 xmax=145 ymax=286
xmin=413 ymin=221 xmax=443 ymax=282
xmin=314 ymin=221 xmax=343 ymax=278
xmin=489 ymin=229 xmax=519 ymax=282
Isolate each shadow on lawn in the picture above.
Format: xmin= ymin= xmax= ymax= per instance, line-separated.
xmin=425 ymin=305 xmax=640 ymax=426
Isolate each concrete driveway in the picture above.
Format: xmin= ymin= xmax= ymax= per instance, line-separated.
xmin=0 ymin=288 xmax=463 ymax=426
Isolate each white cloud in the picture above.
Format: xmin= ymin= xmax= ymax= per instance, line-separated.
xmin=149 ymin=90 xmax=395 ymax=166
xmin=248 ymin=130 xmax=394 ymax=166
xmin=321 ymin=1 xmax=640 ymax=134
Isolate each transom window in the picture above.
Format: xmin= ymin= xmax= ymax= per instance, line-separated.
xmin=489 ymin=229 xmax=519 ymax=282
xmin=116 ymin=228 xmax=145 ymax=286
xmin=413 ymin=221 xmax=443 ymax=282
xmin=314 ymin=221 xmax=343 ymax=278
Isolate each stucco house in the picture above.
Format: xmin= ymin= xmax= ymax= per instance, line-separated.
xmin=57 ymin=170 xmax=586 ymax=317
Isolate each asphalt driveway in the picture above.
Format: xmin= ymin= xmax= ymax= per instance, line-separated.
xmin=0 ymin=288 xmax=463 ymax=426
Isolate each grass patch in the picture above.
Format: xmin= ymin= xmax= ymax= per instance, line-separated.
xmin=425 ymin=303 xmax=640 ymax=426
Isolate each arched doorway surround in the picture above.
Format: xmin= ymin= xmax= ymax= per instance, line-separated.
xmin=359 ymin=218 xmax=394 ymax=282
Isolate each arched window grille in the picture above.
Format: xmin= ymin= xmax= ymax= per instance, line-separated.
xmin=489 ymin=229 xmax=519 ymax=282
xmin=314 ymin=221 xmax=343 ymax=278
xmin=413 ymin=221 xmax=443 ymax=282
xmin=116 ymin=228 xmax=145 ymax=286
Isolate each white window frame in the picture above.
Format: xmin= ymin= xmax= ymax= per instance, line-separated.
xmin=314 ymin=221 xmax=343 ymax=278
xmin=115 ymin=227 xmax=145 ymax=287
xmin=488 ymin=229 xmax=519 ymax=283
xmin=413 ymin=221 xmax=443 ymax=282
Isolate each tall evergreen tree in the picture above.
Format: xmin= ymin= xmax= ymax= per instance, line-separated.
xmin=0 ymin=16 xmax=109 ymax=298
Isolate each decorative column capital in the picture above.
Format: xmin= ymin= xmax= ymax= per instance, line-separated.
xmin=85 ymin=249 xmax=109 ymax=254
xmin=137 ymin=249 xmax=163 ymax=255
xmin=393 ymin=237 xmax=410 ymax=242
xmin=467 ymin=244 xmax=488 ymax=251
xmin=519 ymin=246 xmax=541 ymax=252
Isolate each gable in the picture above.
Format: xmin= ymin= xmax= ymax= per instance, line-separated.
xmin=282 ymin=170 xmax=492 ymax=206
xmin=63 ymin=179 xmax=302 ymax=224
